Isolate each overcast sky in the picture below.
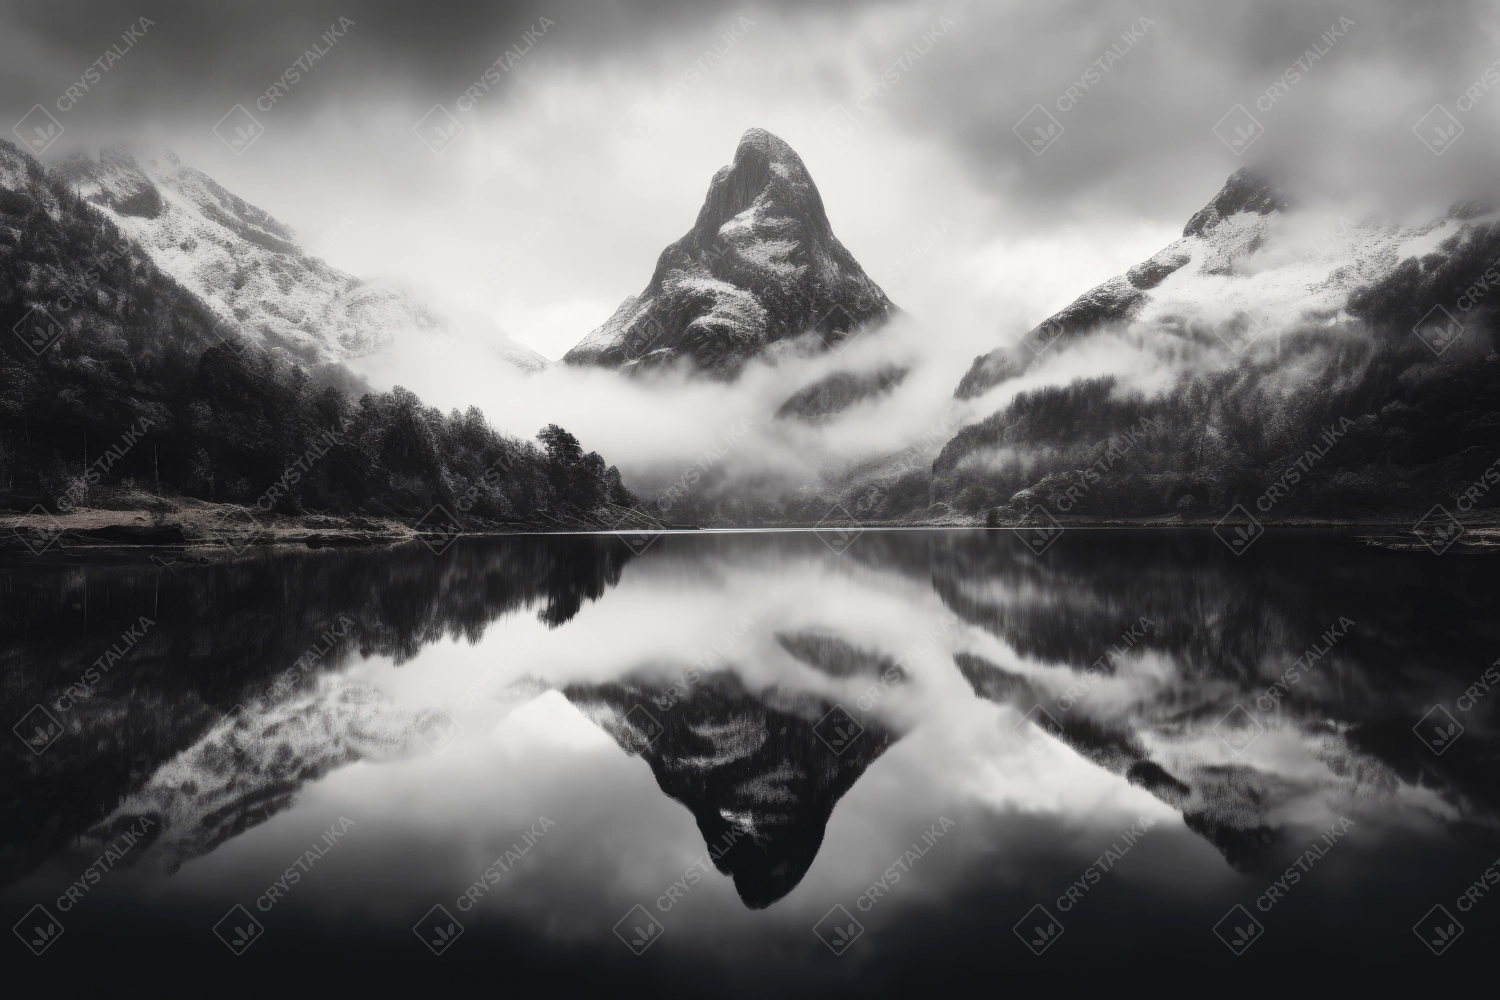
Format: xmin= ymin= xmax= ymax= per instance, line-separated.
xmin=5 ymin=0 xmax=1499 ymax=359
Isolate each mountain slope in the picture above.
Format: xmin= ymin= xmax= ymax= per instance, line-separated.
xmin=564 ymin=128 xmax=896 ymax=377
xmin=957 ymin=169 xmax=1299 ymax=400
xmin=934 ymin=169 xmax=1500 ymax=521
xmin=0 ymin=137 xmax=631 ymax=528
xmin=55 ymin=145 xmax=547 ymax=371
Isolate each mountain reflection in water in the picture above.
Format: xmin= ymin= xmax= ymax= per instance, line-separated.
xmin=2 ymin=529 xmax=1497 ymax=994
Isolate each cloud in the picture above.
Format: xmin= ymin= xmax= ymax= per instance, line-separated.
xmin=870 ymin=0 xmax=1500 ymax=221
xmin=8 ymin=0 xmax=1496 ymax=226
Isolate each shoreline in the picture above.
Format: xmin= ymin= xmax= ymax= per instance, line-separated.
xmin=3 ymin=502 xmax=1496 ymax=556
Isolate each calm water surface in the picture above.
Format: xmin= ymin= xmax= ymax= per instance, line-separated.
xmin=3 ymin=530 xmax=1498 ymax=996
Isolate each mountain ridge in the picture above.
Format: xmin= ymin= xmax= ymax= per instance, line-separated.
xmin=924 ymin=167 xmax=1500 ymax=523
xmin=54 ymin=144 xmax=549 ymax=372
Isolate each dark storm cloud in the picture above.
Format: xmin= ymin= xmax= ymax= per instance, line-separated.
xmin=4 ymin=0 xmax=1494 ymax=220
xmin=856 ymin=0 xmax=1500 ymax=219
xmin=0 ymin=0 xmax=758 ymax=118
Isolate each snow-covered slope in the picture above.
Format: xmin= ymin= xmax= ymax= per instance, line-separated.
xmin=564 ymin=128 xmax=896 ymax=377
xmin=957 ymin=169 xmax=1459 ymax=400
xmin=55 ymin=146 xmax=548 ymax=371
xmin=933 ymin=168 xmax=1500 ymax=520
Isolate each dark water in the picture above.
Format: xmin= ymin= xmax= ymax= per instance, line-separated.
xmin=3 ymin=529 xmax=1498 ymax=996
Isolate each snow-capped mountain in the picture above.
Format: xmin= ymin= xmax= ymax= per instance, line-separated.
xmin=955 ymin=168 xmax=1429 ymax=400
xmin=933 ymin=168 xmax=1500 ymax=521
xmin=564 ymin=128 xmax=896 ymax=377
xmin=55 ymin=146 xmax=548 ymax=371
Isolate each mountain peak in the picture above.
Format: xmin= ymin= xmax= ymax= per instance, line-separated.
xmin=564 ymin=127 xmax=895 ymax=376
xmin=691 ymin=128 xmax=829 ymax=243
xmin=1182 ymin=167 xmax=1285 ymax=237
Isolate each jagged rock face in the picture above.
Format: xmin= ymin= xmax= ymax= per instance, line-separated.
xmin=1182 ymin=167 xmax=1286 ymax=238
xmin=563 ymin=671 xmax=896 ymax=908
xmin=564 ymin=128 xmax=896 ymax=377
xmin=53 ymin=145 xmax=547 ymax=370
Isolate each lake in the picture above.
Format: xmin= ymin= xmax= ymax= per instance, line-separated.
xmin=4 ymin=529 xmax=1498 ymax=995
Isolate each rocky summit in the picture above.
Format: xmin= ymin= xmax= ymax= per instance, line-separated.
xmin=564 ymin=128 xmax=896 ymax=377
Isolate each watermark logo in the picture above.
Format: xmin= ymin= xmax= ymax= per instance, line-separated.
xmin=602 ymin=507 xmax=662 ymax=556
xmin=813 ymin=704 xmax=865 ymax=755
xmin=812 ymin=904 xmax=865 ymax=955
xmin=1012 ymin=704 xmax=1065 ymax=752
xmin=624 ymin=704 xmax=665 ymax=745
xmin=13 ymin=704 xmax=63 ymax=756
xmin=225 ymin=703 xmax=254 ymax=756
xmin=211 ymin=317 xmax=254 ymax=356
xmin=414 ymin=706 xmax=464 ymax=755
xmin=1020 ymin=319 xmax=1066 ymax=357
xmin=414 ymin=105 xmax=464 ymax=154
xmin=12 ymin=905 xmax=63 ymax=956
xmin=1016 ymin=505 xmax=1063 ymax=555
xmin=13 ymin=505 xmax=67 ymax=555
xmin=1412 ymin=304 xmax=1464 ymax=356
xmin=617 ymin=526 xmax=661 ymax=556
xmin=815 ymin=105 xmax=864 ymax=152
xmin=614 ymin=104 xmax=663 ymax=154
xmin=415 ymin=504 xmax=464 ymax=555
xmin=1413 ymin=105 xmax=1463 ymax=156
xmin=207 ymin=507 xmax=266 ymax=555
xmin=12 ymin=105 xmax=64 ymax=154
xmin=212 ymin=904 xmax=264 ymax=956
xmin=1212 ymin=903 xmax=1264 ymax=955
xmin=817 ymin=303 xmax=863 ymax=354
xmin=1213 ymin=105 xmax=1263 ymax=155
xmin=1012 ymin=903 xmax=1064 ymax=955
xmin=1413 ymin=904 xmax=1463 ymax=955
xmin=1213 ymin=704 xmax=1264 ymax=755
xmin=1413 ymin=705 xmax=1464 ymax=755
xmin=1013 ymin=104 xmax=1064 ymax=155
xmin=613 ymin=903 xmax=665 ymax=955
xmin=213 ymin=105 xmax=263 ymax=155
xmin=1212 ymin=313 xmax=1269 ymax=356
xmin=413 ymin=904 xmax=464 ymax=955
xmin=813 ymin=503 xmax=863 ymax=555
xmin=623 ymin=316 xmax=666 ymax=360
xmin=1412 ymin=504 xmax=1465 ymax=555
xmin=13 ymin=304 xmax=65 ymax=356
xmin=1213 ymin=504 xmax=1265 ymax=555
